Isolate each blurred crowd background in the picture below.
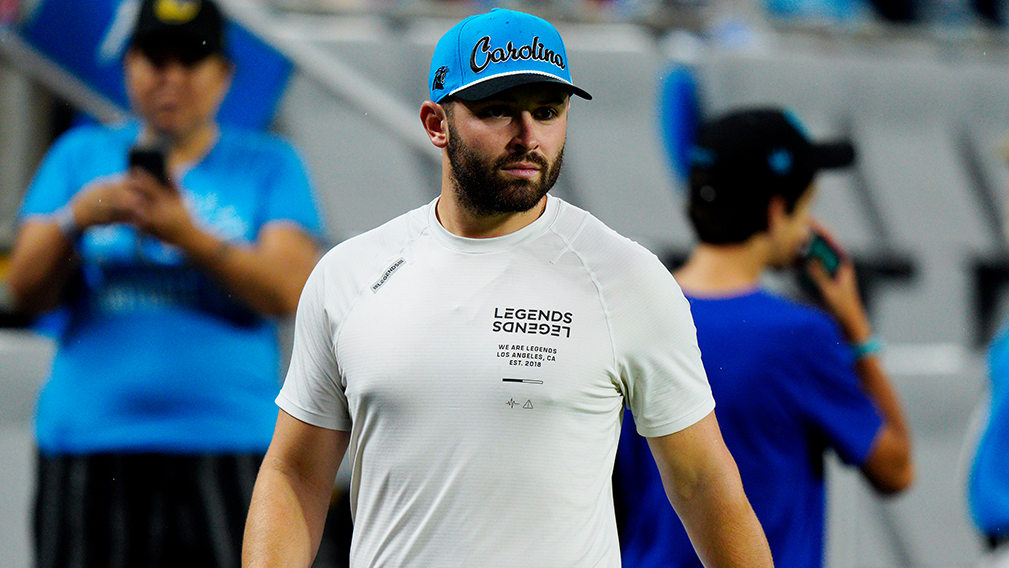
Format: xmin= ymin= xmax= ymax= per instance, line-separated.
xmin=4 ymin=0 xmax=1009 ymax=566
xmin=269 ymin=0 xmax=1005 ymax=33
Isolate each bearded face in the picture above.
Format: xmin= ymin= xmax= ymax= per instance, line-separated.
xmin=446 ymin=119 xmax=564 ymax=217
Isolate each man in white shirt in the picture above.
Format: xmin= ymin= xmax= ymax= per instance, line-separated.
xmin=242 ymin=9 xmax=773 ymax=568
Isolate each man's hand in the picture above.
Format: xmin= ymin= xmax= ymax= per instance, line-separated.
xmin=125 ymin=168 xmax=196 ymax=245
xmin=65 ymin=169 xmax=196 ymax=246
xmin=71 ymin=177 xmax=145 ymax=229
xmin=804 ymin=225 xmax=872 ymax=343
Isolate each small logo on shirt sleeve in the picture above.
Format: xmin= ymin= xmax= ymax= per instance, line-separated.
xmin=372 ymin=258 xmax=406 ymax=293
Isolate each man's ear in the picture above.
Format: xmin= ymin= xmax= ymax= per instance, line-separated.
xmin=420 ymin=101 xmax=449 ymax=149
xmin=766 ymin=195 xmax=788 ymax=233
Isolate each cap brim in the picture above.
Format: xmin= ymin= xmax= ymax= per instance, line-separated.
xmin=130 ymin=29 xmax=223 ymax=58
xmin=813 ymin=140 xmax=856 ymax=169
xmin=452 ymin=72 xmax=592 ymax=101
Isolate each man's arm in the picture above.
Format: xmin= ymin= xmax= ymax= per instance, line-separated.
xmin=8 ymin=174 xmax=319 ymax=319
xmin=243 ymin=410 xmax=350 ymax=568
xmin=7 ymin=176 xmax=141 ymax=314
xmin=646 ymin=411 xmax=774 ymax=568
xmin=173 ymin=222 xmax=319 ymax=318
xmin=852 ymin=353 xmax=914 ymax=494
xmin=6 ymin=220 xmax=79 ymax=314
xmin=807 ymin=247 xmax=914 ymax=495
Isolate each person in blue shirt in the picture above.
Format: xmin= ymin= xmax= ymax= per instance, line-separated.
xmin=615 ymin=107 xmax=914 ymax=568
xmin=968 ymin=323 xmax=1009 ymax=567
xmin=4 ymin=1 xmax=323 ymax=566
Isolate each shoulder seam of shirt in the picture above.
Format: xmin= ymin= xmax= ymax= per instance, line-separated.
xmin=547 ymin=209 xmax=620 ymax=379
xmin=332 ymin=212 xmax=431 ymax=359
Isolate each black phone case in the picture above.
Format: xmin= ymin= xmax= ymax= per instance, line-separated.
xmin=128 ymin=147 xmax=170 ymax=185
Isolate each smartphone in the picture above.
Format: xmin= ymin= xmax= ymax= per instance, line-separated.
xmin=128 ymin=146 xmax=170 ymax=186
xmin=802 ymin=231 xmax=843 ymax=278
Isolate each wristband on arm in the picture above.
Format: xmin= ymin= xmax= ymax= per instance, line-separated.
xmin=852 ymin=335 xmax=883 ymax=360
xmin=53 ymin=204 xmax=83 ymax=243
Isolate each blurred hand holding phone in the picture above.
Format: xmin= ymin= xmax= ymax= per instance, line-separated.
xmin=128 ymin=144 xmax=171 ymax=187
xmin=796 ymin=226 xmax=847 ymax=305
xmin=803 ymin=229 xmax=844 ymax=279
xmin=796 ymin=226 xmax=874 ymax=342
xmin=127 ymin=142 xmax=182 ymax=259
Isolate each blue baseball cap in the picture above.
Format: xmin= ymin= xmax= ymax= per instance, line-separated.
xmin=428 ymin=9 xmax=592 ymax=103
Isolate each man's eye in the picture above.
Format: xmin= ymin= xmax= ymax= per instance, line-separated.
xmin=534 ymin=107 xmax=559 ymax=120
xmin=482 ymin=106 xmax=509 ymax=118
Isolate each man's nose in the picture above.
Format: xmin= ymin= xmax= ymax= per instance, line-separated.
xmin=508 ymin=111 xmax=540 ymax=153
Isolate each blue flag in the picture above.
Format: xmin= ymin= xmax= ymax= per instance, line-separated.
xmin=18 ymin=0 xmax=291 ymax=129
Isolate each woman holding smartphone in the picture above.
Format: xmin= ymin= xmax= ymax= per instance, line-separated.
xmin=4 ymin=1 xmax=323 ymax=566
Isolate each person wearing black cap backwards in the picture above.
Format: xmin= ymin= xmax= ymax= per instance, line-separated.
xmin=244 ymin=9 xmax=772 ymax=568
xmin=5 ymin=1 xmax=323 ymax=566
xmin=615 ymin=107 xmax=914 ymax=568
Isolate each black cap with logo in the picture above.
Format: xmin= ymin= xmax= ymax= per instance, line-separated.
xmin=129 ymin=0 xmax=226 ymax=65
xmin=686 ymin=107 xmax=855 ymax=244
xmin=689 ymin=107 xmax=855 ymax=207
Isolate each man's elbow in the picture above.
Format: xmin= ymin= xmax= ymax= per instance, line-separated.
xmin=863 ymin=429 xmax=915 ymax=496
xmin=870 ymin=458 xmax=914 ymax=495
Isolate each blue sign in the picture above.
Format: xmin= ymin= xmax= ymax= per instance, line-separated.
xmin=660 ymin=65 xmax=700 ymax=181
xmin=18 ymin=0 xmax=291 ymax=130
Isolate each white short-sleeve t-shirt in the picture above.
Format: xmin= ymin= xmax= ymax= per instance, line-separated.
xmin=279 ymin=196 xmax=713 ymax=567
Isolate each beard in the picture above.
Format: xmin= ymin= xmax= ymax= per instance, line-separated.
xmin=446 ymin=123 xmax=564 ymax=217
